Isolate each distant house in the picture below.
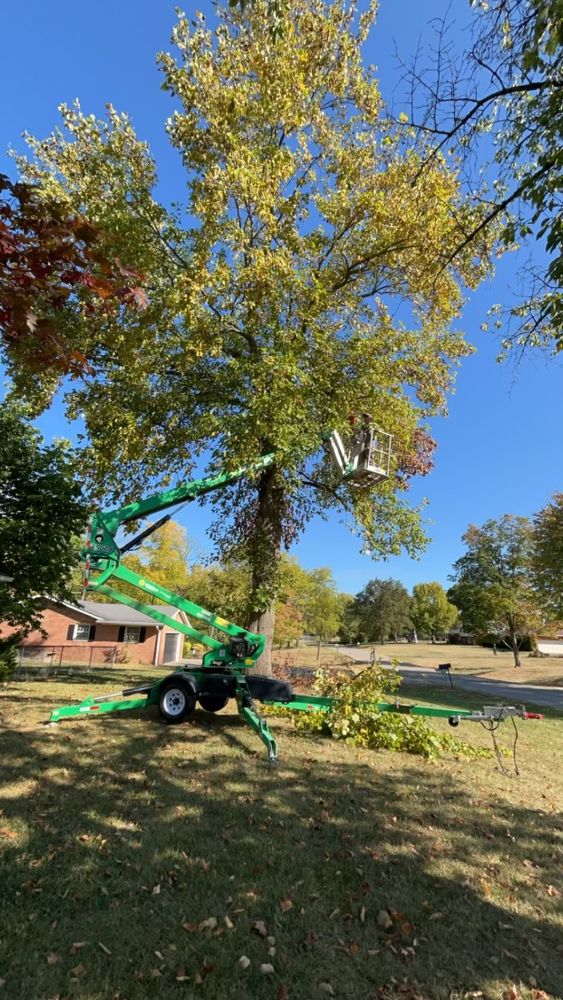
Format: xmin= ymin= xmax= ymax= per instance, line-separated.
xmin=4 ymin=598 xmax=190 ymax=667
xmin=447 ymin=628 xmax=476 ymax=646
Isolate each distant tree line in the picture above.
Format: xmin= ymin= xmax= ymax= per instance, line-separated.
xmin=342 ymin=503 xmax=563 ymax=668
xmin=340 ymin=579 xmax=458 ymax=646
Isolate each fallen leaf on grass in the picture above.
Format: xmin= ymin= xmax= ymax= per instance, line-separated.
xmin=46 ymin=953 xmax=60 ymax=966
xmin=224 ymin=915 xmax=234 ymax=929
xmin=377 ymin=910 xmax=393 ymax=931
xmin=260 ymin=963 xmax=275 ymax=974
xmin=277 ymin=986 xmax=289 ymax=1000
xmin=98 ymin=942 xmax=111 ymax=955
xmin=429 ymin=912 xmax=444 ymax=921
xmin=280 ymin=899 xmax=293 ymax=913
xmin=319 ymin=984 xmax=335 ymax=996
xmin=71 ymin=964 xmax=85 ymax=978
xmin=198 ymin=917 xmax=217 ymax=931
xmin=359 ymin=906 xmax=366 ymax=923
xmin=151 ymin=884 xmax=161 ymax=895
xmin=69 ymin=942 xmax=88 ymax=954
xmin=154 ymin=950 xmax=164 ymax=961
xmin=532 ymin=992 xmax=550 ymax=1000
xmin=175 ymin=967 xmax=189 ymax=982
xmin=505 ymin=987 xmax=518 ymax=1000
xmin=238 ymin=956 xmax=251 ymax=970
xmin=546 ymin=885 xmax=559 ymax=897
xmin=0 ymin=829 xmax=15 ymax=840
xmin=251 ymin=920 xmax=268 ymax=937
xmin=480 ymin=880 xmax=492 ymax=897
xmin=349 ymin=942 xmax=360 ymax=955
xmin=194 ymin=959 xmax=214 ymax=984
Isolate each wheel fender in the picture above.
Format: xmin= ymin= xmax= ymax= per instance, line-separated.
xmin=150 ymin=672 xmax=197 ymax=704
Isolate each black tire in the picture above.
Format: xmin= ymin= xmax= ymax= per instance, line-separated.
xmin=198 ymin=694 xmax=229 ymax=713
xmin=158 ymin=679 xmax=196 ymax=724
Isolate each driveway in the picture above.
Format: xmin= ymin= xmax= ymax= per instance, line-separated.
xmin=337 ymin=646 xmax=563 ymax=712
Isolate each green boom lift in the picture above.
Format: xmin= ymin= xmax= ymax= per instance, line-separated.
xmin=50 ymin=428 xmax=542 ymax=761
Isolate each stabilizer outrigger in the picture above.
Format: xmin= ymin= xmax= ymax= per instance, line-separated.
xmin=50 ymin=680 xmax=543 ymax=764
xmin=49 ymin=427 xmax=543 ymax=761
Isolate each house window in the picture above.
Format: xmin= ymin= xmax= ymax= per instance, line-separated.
xmin=124 ymin=626 xmax=141 ymax=644
xmin=73 ymin=623 xmax=93 ymax=641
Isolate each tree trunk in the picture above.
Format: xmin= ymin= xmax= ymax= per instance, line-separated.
xmin=510 ymin=632 xmax=521 ymax=668
xmin=248 ymin=603 xmax=276 ymax=674
xmin=246 ymin=464 xmax=285 ymax=676
xmin=316 ymin=633 xmax=323 ymax=660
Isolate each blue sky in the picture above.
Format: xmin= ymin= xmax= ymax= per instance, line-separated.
xmin=1 ymin=0 xmax=561 ymax=596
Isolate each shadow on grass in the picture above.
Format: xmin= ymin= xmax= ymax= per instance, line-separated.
xmin=14 ymin=666 xmax=159 ymax=686
xmin=0 ymin=704 xmax=561 ymax=1000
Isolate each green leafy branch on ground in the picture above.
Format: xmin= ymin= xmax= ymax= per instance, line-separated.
xmin=269 ymin=663 xmax=494 ymax=760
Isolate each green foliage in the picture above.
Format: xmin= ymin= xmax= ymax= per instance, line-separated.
xmin=0 ymin=401 xmax=88 ymax=634
xmin=11 ymin=0 xmax=493 ymax=638
xmin=184 ymin=561 xmax=250 ymax=624
xmin=182 ymin=553 xmax=345 ymax=643
xmin=531 ymin=492 xmax=563 ymax=618
xmin=300 ymin=567 xmax=342 ymax=642
xmin=0 ymin=636 xmax=18 ymax=681
xmin=448 ymin=514 xmax=544 ymax=666
xmin=347 ymin=578 xmax=412 ymax=642
xmin=130 ymin=520 xmax=191 ymax=594
xmin=410 ymin=581 xmax=458 ymax=639
xmin=290 ymin=665 xmax=491 ymax=760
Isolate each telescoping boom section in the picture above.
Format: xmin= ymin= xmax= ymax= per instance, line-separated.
xmin=50 ymin=435 xmax=543 ymax=761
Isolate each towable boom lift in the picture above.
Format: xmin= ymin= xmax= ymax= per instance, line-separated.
xmin=50 ymin=428 xmax=542 ymax=761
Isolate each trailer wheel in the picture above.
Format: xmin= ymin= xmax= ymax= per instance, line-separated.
xmin=198 ymin=694 xmax=229 ymax=713
xmin=158 ymin=679 xmax=196 ymax=724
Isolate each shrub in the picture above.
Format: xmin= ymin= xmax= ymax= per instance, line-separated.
xmin=0 ymin=636 xmax=18 ymax=681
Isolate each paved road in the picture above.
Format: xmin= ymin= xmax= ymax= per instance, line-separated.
xmin=336 ymin=646 xmax=563 ymax=711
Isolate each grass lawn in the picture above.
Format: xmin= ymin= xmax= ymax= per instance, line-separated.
xmin=363 ymin=643 xmax=563 ymax=687
xmin=274 ymin=643 xmax=563 ymax=688
xmin=272 ymin=646 xmax=356 ymax=669
xmin=1 ymin=670 xmax=562 ymax=1000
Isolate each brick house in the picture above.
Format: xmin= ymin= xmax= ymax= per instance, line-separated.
xmin=8 ymin=598 xmax=191 ymax=667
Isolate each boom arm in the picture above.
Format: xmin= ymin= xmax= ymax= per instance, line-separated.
xmin=83 ymin=428 xmax=391 ymax=671
xmin=85 ymin=453 xmax=276 ymax=670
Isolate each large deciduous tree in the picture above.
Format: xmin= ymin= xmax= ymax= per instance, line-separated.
xmin=300 ymin=567 xmax=342 ymax=658
xmin=410 ymin=581 xmax=458 ymax=641
xmin=0 ymin=401 xmax=88 ymax=636
xmin=13 ymin=0 xmax=491 ymax=670
xmin=350 ymin=578 xmax=412 ymax=644
xmin=448 ymin=514 xmax=543 ymax=666
xmin=531 ymin=492 xmax=563 ymax=618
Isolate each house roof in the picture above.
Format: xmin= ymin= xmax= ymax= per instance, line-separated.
xmin=44 ymin=597 xmax=186 ymax=628
xmin=80 ymin=601 xmax=185 ymax=626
